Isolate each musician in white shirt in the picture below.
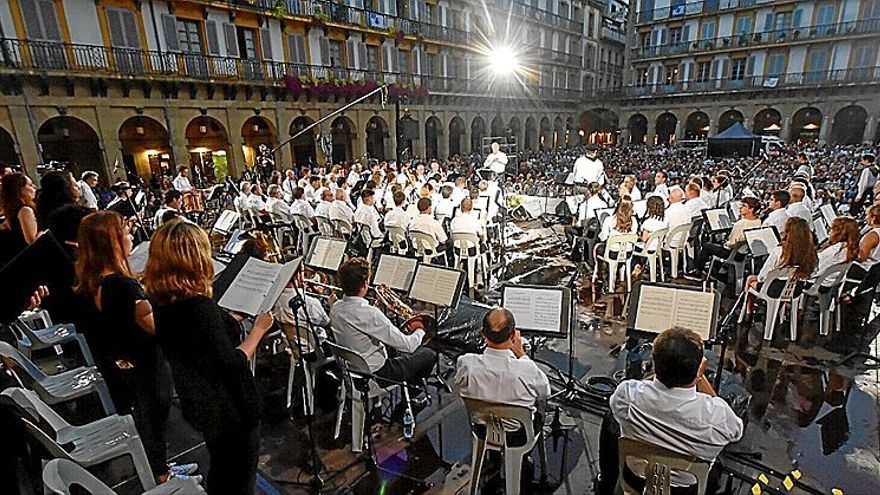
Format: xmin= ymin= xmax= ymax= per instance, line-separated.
xmin=314 ymin=189 xmax=334 ymax=218
xmin=434 ymin=186 xmax=456 ymax=220
xmin=610 ymin=328 xmax=743 ymax=462
xmin=354 ymin=189 xmax=383 ymax=239
xmin=572 ymin=146 xmax=605 ymax=185
xmin=652 ymin=171 xmax=670 ymax=199
xmin=290 ymin=187 xmax=317 ymax=221
xmin=304 ymin=177 xmax=322 ymax=204
xmin=172 ymin=166 xmax=194 ymax=192
xmin=450 ymin=198 xmax=486 ymax=240
xmin=684 ymin=183 xmax=709 ymax=219
xmin=408 ymin=197 xmax=448 ymax=246
xmin=328 ymin=188 xmax=355 ymax=226
xmin=384 ymin=191 xmax=411 ymax=230
xmin=266 ymin=184 xmax=292 ymax=223
xmin=281 ymin=170 xmax=298 ymax=201
xmin=451 ymin=177 xmax=469 ymax=206
xmin=330 ymin=258 xmax=436 ymax=382
xmin=763 ymin=190 xmax=790 ymax=234
xmin=153 ymin=190 xmax=184 ymax=229
xmin=78 ymin=171 xmax=99 ymax=209
xmin=456 ymin=307 xmax=550 ymax=413
xmin=483 ymin=142 xmax=508 ymax=175
xmin=665 ymin=187 xmax=690 ymax=229
xmin=786 ymin=185 xmax=813 ymax=226
xmin=247 ymin=184 xmax=268 ymax=216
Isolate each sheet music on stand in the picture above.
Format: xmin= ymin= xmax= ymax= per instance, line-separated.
xmin=703 ymin=208 xmax=733 ymax=232
xmin=223 ymin=229 xmax=247 ymax=255
xmin=728 ymin=200 xmax=741 ymax=221
xmin=594 ymin=207 xmax=615 ymax=227
xmin=218 ymin=257 xmax=301 ymax=316
xmin=813 ymin=213 xmax=829 ymax=245
xmin=820 ymin=203 xmax=837 ymax=228
xmin=305 ymin=236 xmax=347 ymax=272
xmin=213 ymin=210 xmax=239 ymax=234
xmin=372 ymin=254 xmax=418 ymax=292
xmin=627 ymin=281 xmax=720 ymax=341
xmin=501 ymin=284 xmax=570 ymax=338
xmin=743 ymin=226 xmax=780 ymax=257
xmin=408 ymin=263 xmax=465 ymax=309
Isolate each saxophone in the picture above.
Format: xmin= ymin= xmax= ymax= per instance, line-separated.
xmin=374 ymin=285 xmax=437 ymax=344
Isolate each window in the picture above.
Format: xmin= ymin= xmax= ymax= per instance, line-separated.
xmin=669 ymin=27 xmax=683 ymax=45
xmin=106 ymin=8 xmax=140 ymax=49
xmin=237 ymin=28 xmax=257 ymax=60
xmin=701 ymin=21 xmax=716 ymax=40
xmin=177 ymin=19 xmax=202 ymax=54
xmin=329 ymin=40 xmax=343 ymax=66
xmin=734 ymin=16 xmax=752 ymax=35
xmin=815 ymin=4 xmax=835 ymax=27
xmin=19 ymin=0 xmax=62 ymax=41
xmin=731 ymin=58 xmax=746 ymax=80
xmin=766 ymin=53 xmax=786 ymax=77
xmin=863 ymin=0 xmax=880 ymax=19
xmin=773 ymin=12 xmax=792 ymax=32
xmin=287 ymin=34 xmax=308 ymax=64
xmin=852 ymin=43 xmax=878 ymax=67
xmin=664 ymin=65 xmax=677 ymax=85
xmin=635 ymin=67 xmax=650 ymax=87
xmin=367 ymin=45 xmax=379 ymax=72
xmin=697 ymin=61 xmax=711 ymax=82
xmin=398 ymin=49 xmax=410 ymax=73
xmin=426 ymin=53 xmax=437 ymax=76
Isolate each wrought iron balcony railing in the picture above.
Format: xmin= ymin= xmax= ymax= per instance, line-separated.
xmin=636 ymin=0 xmax=777 ymax=25
xmin=631 ymin=17 xmax=880 ymax=60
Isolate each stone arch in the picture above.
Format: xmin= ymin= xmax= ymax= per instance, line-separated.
xmin=448 ymin=116 xmax=466 ymax=157
xmin=118 ymin=116 xmax=172 ymax=180
xmin=289 ymin=116 xmax=317 ymax=167
xmin=241 ymin=116 xmax=277 ymax=170
xmin=185 ymin=116 xmax=232 ymax=183
xmin=366 ymin=115 xmax=389 ymax=161
xmin=753 ymin=108 xmax=782 ymax=136
xmin=684 ymin=111 xmax=710 ymax=140
xmin=524 ymin=117 xmax=537 ymax=150
xmin=471 ymin=116 xmax=486 ymax=153
xmin=655 ymin=112 xmax=678 ymax=146
xmin=791 ymin=107 xmax=823 ymax=142
xmin=627 ymin=114 xmax=648 ymax=145
xmin=565 ymin=117 xmax=576 ymax=146
xmin=330 ymin=116 xmax=356 ymax=164
xmin=425 ymin=115 xmax=442 ymax=159
xmin=490 ymin=115 xmax=505 ymax=137
xmin=38 ymin=116 xmax=104 ymax=181
xmin=508 ymin=116 xmax=521 ymax=149
xmin=553 ymin=116 xmax=564 ymax=148
xmin=580 ymin=108 xmax=619 ymax=145
xmin=831 ymin=105 xmax=868 ymax=145
xmin=718 ymin=110 xmax=744 ymax=134
xmin=539 ymin=116 xmax=552 ymax=151
xmin=0 ymin=125 xmax=17 ymax=169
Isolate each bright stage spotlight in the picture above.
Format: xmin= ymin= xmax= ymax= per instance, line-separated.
xmin=488 ymin=46 xmax=520 ymax=75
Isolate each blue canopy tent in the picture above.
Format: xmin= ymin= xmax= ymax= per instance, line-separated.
xmin=707 ymin=122 xmax=761 ymax=157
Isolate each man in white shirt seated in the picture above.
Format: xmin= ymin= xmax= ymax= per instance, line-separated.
xmin=172 ymin=165 xmax=194 ymax=193
xmin=409 ymin=197 xmax=448 ymax=249
xmin=247 ymin=183 xmax=268 ymax=217
xmin=330 ymin=258 xmax=436 ymax=383
xmin=665 ymin=187 xmax=690 ymax=230
xmin=266 ymin=184 xmax=292 ymax=223
xmin=451 ymin=177 xmax=469 ymax=206
xmin=456 ymin=307 xmax=550 ymax=413
xmin=684 ymin=183 xmax=709 ymax=220
xmin=384 ymin=191 xmax=411 ymax=230
xmin=329 ymin=188 xmax=355 ymax=226
xmin=78 ymin=171 xmax=99 ymax=210
xmin=314 ymin=189 xmax=334 ymax=219
xmin=786 ymin=185 xmax=812 ymax=226
xmin=354 ymin=189 xmax=383 ymax=239
xmin=609 ymin=327 xmax=743 ymax=463
xmin=273 ymin=272 xmax=332 ymax=350
xmin=450 ymin=198 xmax=486 ymax=241
xmin=304 ymin=176 xmax=322 ymax=204
xmin=483 ymin=141 xmax=508 ymax=175
xmin=763 ymin=190 xmax=790 ymax=234
xmin=434 ymin=186 xmax=456 ymax=221
xmin=281 ymin=169 xmax=298 ymax=201
xmin=652 ymin=171 xmax=670 ymax=200
xmin=290 ymin=187 xmax=316 ymax=221
xmin=153 ymin=190 xmax=184 ymax=229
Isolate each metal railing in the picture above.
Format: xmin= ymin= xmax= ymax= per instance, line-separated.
xmin=601 ymin=26 xmax=627 ymax=44
xmin=599 ymin=66 xmax=880 ymax=98
xmin=636 ymin=0 xmax=777 ymax=24
xmin=0 ymin=38 xmax=586 ymax=102
xmin=484 ymin=0 xmax=582 ymax=33
xmin=632 ymin=18 xmax=880 ymax=60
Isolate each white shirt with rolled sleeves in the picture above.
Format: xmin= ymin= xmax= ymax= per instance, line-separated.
xmin=272 ymin=287 xmax=329 ymax=343
xmin=172 ymin=175 xmax=194 ymax=193
xmin=329 ymin=296 xmax=424 ymax=372
xmin=267 ymin=197 xmax=292 ymax=223
xmin=455 ymin=347 xmax=550 ymax=412
xmin=384 ymin=206 xmax=411 ymax=230
xmin=609 ymin=378 xmax=743 ymax=461
xmin=354 ymin=204 xmax=383 ymax=239
xmin=409 ymin=213 xmax=448 ymax=244
xmin=483 ymin=151 xmax=508 ymax=174
xmin=685 ymin=197 xmax=709 ymax=220
xmin=291 ymin=199 xmax=316 ymax=219
xmin=573 ymin=156 xmax=605 ymax=185
xmin=450 ymin=211 xmax=486 ymax=239
xmin=329 ymin=200 xmax=354 ymax=225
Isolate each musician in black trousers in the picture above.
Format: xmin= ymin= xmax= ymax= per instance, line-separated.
xmin=145 ymin=220 xmax=275 ymax=494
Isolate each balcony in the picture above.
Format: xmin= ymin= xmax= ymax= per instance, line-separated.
xmin=631 ymin=17 xmax=880 ymax=61
xmin=601 ymin=66 xmax=880 ymax=99
xmin=532 ymin=46 xmax=584 ymax=66
xmin=601 ymin=26 xmax=626 ymax=44
xmin=0 ymin=39 xmax=585 ymax=102
xmin=636 ymin=0 xmax=778 ymax=25
xmin=481 ymin=0 xmax=582 ymax=33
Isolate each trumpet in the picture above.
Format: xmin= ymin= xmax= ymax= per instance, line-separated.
xmin=374 ymin=285 xmax=437 ymax=344
xmin=300 ymin=269 xmax=342 ymax=298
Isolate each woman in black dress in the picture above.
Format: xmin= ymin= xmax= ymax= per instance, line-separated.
xmin=35 ymin=170 xmax=80 ymax=230
xmin=1 ymin=173 xmax=38 ymax=250
xmin=74 ymin=211 xmax=183 ymax=483
xmin=144 ymin=219 xmax=274 ymax=494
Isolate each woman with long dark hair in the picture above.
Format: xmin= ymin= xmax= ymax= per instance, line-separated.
xmin=75 ymin=211 xmax=189 ymax=484
xmin=36 ymin=170 xmax=80 ymax=230
xmin=145 ymin=220 xmax=273 ymax=494
xmin=1 ymin=173 xmax=38 ymax=250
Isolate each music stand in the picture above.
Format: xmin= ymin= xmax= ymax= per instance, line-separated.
xmin=407 ymin=263 xmax=466 ymax=310
xmin=813 ymin=213 xmax=829 ymax=245
xmin=501 ymin=285 xmax=571 ymax=339
xmin=212 ymin=210 xmax=239 ymax=235
xmin=727 ymin=200 xmax=742 ymax=221
xmin=702 ymin=207 xmax=733 ymax=233
xmin=371 ymin=254 xmax=419 ymax=293
xmin=222 ymin=229 xmax=247 ymax=255
xmin=625 ymin=281 xmax=720 ymax=342
xmin=305 ymin=236 xmax=348 ymax=273
xmin=820 ymin=203 xmax=837 ymax=228
xmin=594 ymin=207 xmax=615 ymax=228
xmin=743 ymin=226 xmax=780 ymax=258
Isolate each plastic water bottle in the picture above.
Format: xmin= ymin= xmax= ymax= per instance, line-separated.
xmin=403 ymin=407 xmax=414 ymax=439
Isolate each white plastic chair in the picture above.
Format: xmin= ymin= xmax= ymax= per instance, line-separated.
xmin=387 ymin=226 xmax=410 ymax=255
xmin=2 ymin=388 xmax=155 ymax=491
xmin=315 ymin=216 xmax=334 ymax=237
xmin=463 ymin=398 xmax=539 ymax=495
xmin=633 ymin=228 xmax=668 ymax=282
xmin=451 ymin=232 xmax=489 ymax=296
xmin=738 ymin=267 xmax=806 ymax=341
xmin=280 ymin=325 xmax=335 ymax=417
xmin=593 ymin=234 xmax=639 ymax=294
xmin=662 ymin=223 xmax=692 ymax=279
xmin=42 ymin=458 xmax=205 ymax=494
xmin=410 ymin=230 xmax=448 ymax=266
xmin=355 ymin=222 xmax=384 ymax=263
xmin=291 ymin=214 xmax=315 ymax=257
xmin=326 ymin=342 xmax=400 ymax=453
xmin=7 ymin=319 xmax=95 ymax=367
xmin=804 ymin=261 xmax=852 ymax=337
xmin=332 ymin=217 xmax=354 ymax=238
xmin=618 ymin=437 xmax=710 ymax=495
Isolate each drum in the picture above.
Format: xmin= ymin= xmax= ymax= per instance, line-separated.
xmin=183 ymin=192 xmax=205 ymax=212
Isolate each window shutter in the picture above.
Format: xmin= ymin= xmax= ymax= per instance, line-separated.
xmin=382 ymin=45 xmax=391 ymax=71
xmin=106 ymin=8 xmax=125 ymax=47
xmin=420 ymin=48 xmax=428 ymax=75
xmin=20 ymin=0 xmax=43 ymax=39
xmin=319 ymin=37 xmax=330 ymax=65
xmin=37 ymin=0 xmax=62 ymax=41
xmin=205 ymin=20 xmax=221 ymax=55
xmin=441 ymin=52 xmax=447 ymax=76
xmin=119 ymin=9 xmax=140 ymax=48
xmin=260 ymin=28 xmax=273 ymax=60
xmin=358 ymin=42 xmax=367 ymax=69
xmin=678 ymin=62 xmax=687 ymax=80
xmin=746 ymin=55 xmax=755 ymax=76
xmin=660 ymin=28 xmax=667 ymax=45
xmin=792 ymin=9 xmax=802 ymax=28
xmin=346 ymin=39 xmax=356 ymax=68
xmin=439 ymin=5 xmax=447 ymax=26
xmin=223 ymin=23 xmax=239 ymax=57
xmin=710 ymin=59 xmax=718 ymax=79
xmin=161 ymin=14 xmax=180 ymax=52
xmin=682 ymin=25 xmax=690 ymax=42
xmin=763 ymin=13 xmax=772 ymax=31
xmin=288 ymin=34 xmax=306 ymax=64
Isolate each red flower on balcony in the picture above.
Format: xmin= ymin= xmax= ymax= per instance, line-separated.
xmin=284 ymin=74 xmax=427 ymax=99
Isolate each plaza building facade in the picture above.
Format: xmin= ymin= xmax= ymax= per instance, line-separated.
xmin=0 ymin=0 xmax=614 ymax=182
xmin=584 ymin=0 xmax=880 ymax=147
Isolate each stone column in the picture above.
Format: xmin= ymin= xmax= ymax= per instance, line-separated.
xmin=7 ymin=105 xmax=40 ymax=178
xmin=781 ymin=117 xmax=792 ymax=142
xmin=818 ymin=116 xmax=832 ymax=144
xmin=707 ymin=118 xmax=716 ymax=137
xmin=273 ymin=105 xmax=292 ymax=169
xmin=438 ymin=113 xmax=450 ymax=160
xmin=674 ymin=119 xmax=684 ymax=142
xmin=864 ymin=115 xmax=878 ymax=144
